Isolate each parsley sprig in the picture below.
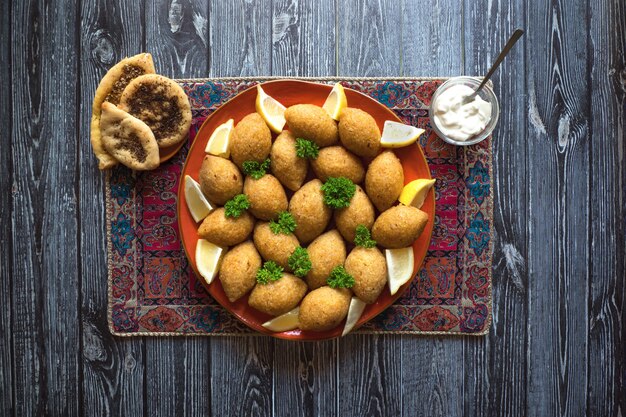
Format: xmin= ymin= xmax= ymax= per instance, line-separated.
xmin=320 ymin=177 xmax=356 ymax=209
xmin=288 ymin=247 xmax=312 ymax=278
xmin=224 ymin=194 xmax=251 ymax=218
xmin=242 ymin=159 xmax=271 ymax=179
xmin=295 ymin=138 xmax=320 ymax=159
xmin=354 ymin=225 xmax=377 ymax=248
xmin=326 ymin=265 xmax=355 ymax=289
xmin=269 ymin=211 xmax=297 ymax=235
xmin=256 ymin=261 xmax=284 ymax=284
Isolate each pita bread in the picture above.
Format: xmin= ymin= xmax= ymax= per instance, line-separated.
xmin=100 ymin=102 xmax=160 ymax=171
xmin=118 ymin=74 xmax=191 ymax=148
xmin=91 ymin=53 xmax=155 ymax=170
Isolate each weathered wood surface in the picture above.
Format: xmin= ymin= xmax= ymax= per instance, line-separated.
xmin=2 ymin=0 xmax=624 ymax=416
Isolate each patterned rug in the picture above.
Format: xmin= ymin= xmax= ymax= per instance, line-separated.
xmin=106 ymin=77 xmax=493 ymax=336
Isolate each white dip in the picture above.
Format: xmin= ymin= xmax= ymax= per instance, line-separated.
xmin=433 ymin=84 xmax=492 ymax=141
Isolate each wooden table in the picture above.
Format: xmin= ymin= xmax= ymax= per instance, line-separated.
xmin=1 ymin=0 xmax=624 ymax=415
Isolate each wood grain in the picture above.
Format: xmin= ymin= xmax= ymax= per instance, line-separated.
xmin=337 ymin=0 xmax=401 ymax=77
xmin=143 ymin=2 xmax=211 ymax=416
xmin=526 ymin=0 xmax=590 ymax=415
xmin=208 ymin=0 xmax=272 ymax=77
xmin=146 ymin=0 xmax=209 ymax=78
xmin=0 ymin=0 xmax=13 ymax=415
xmin=78 ymin=0 xmax=146 ymax=415
xmin=11 ymin=1 xmax=80 ymax=415
xmin=210 ymin=338 xmax=273 ymax=417
xmin=146 ymin=339 xmax=210 ymax=416
xmin=587 ymin=0 xmax=625 ymax=415
xmin=463 ymin=0 xmax=528 ymax=415
xmin=272 ymin=0 xmax=336 ymax=76
xmin=400 ymin=2 xmax=465 ymax=416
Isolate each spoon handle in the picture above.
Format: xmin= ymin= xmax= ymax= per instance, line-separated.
xmin=471 ymin=29 xmax=524 ymax=97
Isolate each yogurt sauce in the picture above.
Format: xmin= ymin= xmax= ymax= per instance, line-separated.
xmin=433 ymin=84 xmax=492 ymax=141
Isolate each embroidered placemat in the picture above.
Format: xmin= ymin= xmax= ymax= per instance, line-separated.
xmin=107 ymin=77 xmax=493 ymax=336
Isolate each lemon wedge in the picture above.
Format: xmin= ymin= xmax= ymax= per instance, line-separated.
xmin=195 ymin=239 xmax=226 ymax=285
xmin=342 ymin=297 xmax=367 ymax=336
xmin=205 ymin=119 xmax=234 ymax=157
xmin=380 ymin=121 xmax=425 ymax=148
xmin=386 ymin=247 xmax=415 ymax=295
xmin=322 ymin=82 xmax=348 ymax=120
xmin=255 ymin=85 xmax=286 ymax=133
xmin=398 ymin=178 xmax=436 ymax=209
xmin=262 ymin=307 xmax=300 ymax=332
xmin=184 ymin=175 xmax=214 ymax=222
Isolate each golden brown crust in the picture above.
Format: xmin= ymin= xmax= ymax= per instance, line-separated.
xmin=371 ymin=205 xmax=429 ymax=248
xmin=243 ymin=175 xmax=288 ymax=221
xmin=198 ymin=208 xmax=254 ymax=247
xmin=198 ymin=155 xmax=243 ymax=205
xmin=118 ymin=74 xmax=192 ymax=148
xmin=91 ymin=53 xmax=155 ymax=169
xmin=344 ymin=247 xmax=387 ymax=304
xmin=100 ymin=103 xmax=160 ymax=171
xmin=270 ymin=131 xmax=308 ymax=191
xmin=365 ymin=150 xmax=404 ymax=212
xmin=252 ymin=222 xmax=300 ymax=270
xmin=334 ymin=185 xmax=376 ymax=243
xmin=310 ymin=146 xmax=365 ymax=184
xmin=284 ymin=104 xmax=339 ymax=147
xmin=298 ymin=287 xmax=351 ymax=331
xmin=230 ymin=113 xmax=272 ymax=169
xmin=305 ymin=230 xmax=346 ymax=290
xmin=248 ymin=274 xmax=308 ymax=316
xmin=288 ymin=179 xmax=332 ymax=244
xmin=219 ymin=241 xmax=262 ymax=302
xmin=338 ymin=107 xmax=381 ymax=158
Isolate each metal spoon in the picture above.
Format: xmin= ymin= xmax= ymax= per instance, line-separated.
xmin=462 ymin=29 xmax=524 ymax=104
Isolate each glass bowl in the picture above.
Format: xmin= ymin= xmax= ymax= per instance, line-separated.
xmin=428 ymin=76 xmax=499 ymax=146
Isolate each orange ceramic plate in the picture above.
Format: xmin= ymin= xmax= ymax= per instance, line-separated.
xmin=177 ymin=80 xmax=435 ymax=341
xmin=159 ymin=140 xmax=186 ymax=163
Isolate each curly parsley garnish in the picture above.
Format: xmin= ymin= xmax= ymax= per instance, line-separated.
xmin=295 ymin=138 xmax=320 ymax=159
xmin=288 ymin=247 xmax=312 ymax=278
xmin=269 ymin=211 xmax=297 ymax=235
xmin=354 ymin=225 xmax=377 ymax=248
xmin=326 ymin=265 xmax=355 ymax=289
xmin=321 ymin=177 xmax=356 ymax=209
xmin=224 ymin=194 xmax=251 ymax=218
xmin=242 ymin=158 xmax=271 ymax=180
xmin=256 ymin=261 xmax=284 ymax=284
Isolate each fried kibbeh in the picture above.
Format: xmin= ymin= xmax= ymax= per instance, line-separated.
xmin=365 ymin=150 xmax=404 ymax=212
xmin=284 ymin=104 xmax=339 ymax=147
xmin=288 ymin=179 xmax=332 ymax=244
xmin=199 ymin=155 xmax=243 ymax=205
xmin=344 ymin=246 xmax=387 ymax=304
xmin=248 ymin=273 xmax=308 ymax=316
xmin=310 ymin=146 xmax=365 ymax=183
xmin=243 ymin=174 xmax=288 ymax=220
xmin=299 ymin=287 xmax=351 ymax=331
xmin=338 ymin=107 xmax=381 ymax=158
xmin=270 ymin=131 xmax=308 ymax=191
xmin=306 ymin=230 xmax=347 ymax=290
xmin=219 ymin=241 xmax=261 ymax=302
xmin=334 ymin=185 xmax=376 ymax=242
xmin=230 ymin=113 xmax=272 ymax=169
xmin=253 ymin=222 xmax=300 ymax=269
xmin=198 ymin=208 xmax=254 ymax=247
xmin=372 ymin=205 xmax=429 ymax=249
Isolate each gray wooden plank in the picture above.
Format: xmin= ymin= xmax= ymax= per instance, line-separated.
xmin=210 ymin=338 xmax=273 ymax=417
xmin=337 ymin=1 xmax=402 ymax=415
xmin=526 ymin=0 xmax=590 ymax=415
xmin=400 ymin=1 xmax=465 ymax=416
xmin=207 ymin=2 xmax=275 ymax=416
xmin=11 ymin=0 xmax=80 ymax=415
xmin=208 ymin=0 xmax=272 ymax=77
xmin=270 ymin=2 xmax=338 ymax=416
xmin=79 ymin=0 xmax=146 ymax=414
xmin=146 ymin=0 xmax=209 ymax=78
xmin=337 ymin=0 xmax=401 ymax=77
xmin=587 ymin=0 xmax=625 ymax=415
xmin=143 ymin=1 xmax=211 ymax=416
xmin=145 ymin=339 xmax=211 ymax=417
xmin=271 ymin=0 xmax=336 ymax=77
xmin=0 ymin=0 xmax=13 ymax=415
xmin=463 ymin=0 xmax=528 ymax=416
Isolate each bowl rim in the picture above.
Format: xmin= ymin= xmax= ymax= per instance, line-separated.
xmin=428 ymin=76 xmax=499 ymax=146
